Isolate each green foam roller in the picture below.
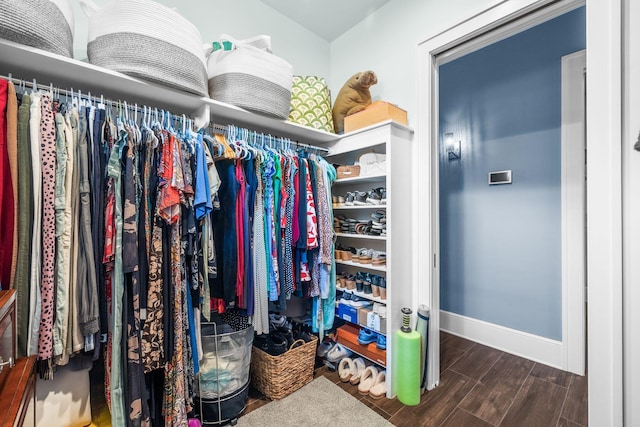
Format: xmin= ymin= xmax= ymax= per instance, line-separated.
xmin=393 ymin=308 xmax=421 ymax=406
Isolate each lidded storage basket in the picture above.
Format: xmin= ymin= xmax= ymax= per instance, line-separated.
xmin=0 ymin=0 xmax=74 ymax=57
xmin=206 ymin=35 xmax=293 ymax=119
xmin=80 ymin=0 xmax=209 ymax=96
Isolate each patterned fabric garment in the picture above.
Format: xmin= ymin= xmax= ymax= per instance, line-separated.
xmin=141 ymin=128 xmax=165 ymax=373
xmin=37 ymin=94 xmax=57 ymax=375
xmin=281 ymin=157 xmax=296 ymax=297
xmin=122 ymin=124 xmax=151 ymax=427
xmin=165 ymin=221 xmax=187 ymax=427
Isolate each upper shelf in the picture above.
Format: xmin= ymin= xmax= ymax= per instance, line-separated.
xmin=0 ymin=39 xmax=339 ymax=145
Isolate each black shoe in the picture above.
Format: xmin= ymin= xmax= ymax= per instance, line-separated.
xmin=366 ymin=189 xmax=382 ymax=205
xmin=353 ymin=191 xmax=368 ymax=206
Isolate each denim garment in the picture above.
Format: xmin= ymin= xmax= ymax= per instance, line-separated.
xmin=106 ymin=125 xmax=127 ymax=426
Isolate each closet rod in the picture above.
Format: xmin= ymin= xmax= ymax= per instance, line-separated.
xmin=1 ymin=73 xmax=192 ymax=122
xmin=209 ymin=123 xmax=329 ymax=153
xmin=2 ymin=73 xmax=329 ymax=153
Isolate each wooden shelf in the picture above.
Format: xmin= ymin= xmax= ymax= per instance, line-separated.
xmin=335 ymin=260 xmax=387 ymax=272
xmin=335 ymin=233 xmax=386 ymax=241
xmin=0 ymin=39 xmax=339 ymax=145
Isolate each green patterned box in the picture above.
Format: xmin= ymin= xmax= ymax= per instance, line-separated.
xmin=288 ymin=76 xmax=335 ymax=133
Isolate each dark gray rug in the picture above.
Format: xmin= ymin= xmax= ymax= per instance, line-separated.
xmin=237 ymin=376 xmax=393 ymax=426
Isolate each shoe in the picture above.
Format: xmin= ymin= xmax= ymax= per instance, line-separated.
xmin=369 ymin=370 xmax=387 ymax=399
xmin=362 ymin=274 xmax=373 ymax=294
xmin=344 ymin=192 xmax=355 ymax=206
xmin=316 ymin=339 xmax=336 ymax=358
xmin=358 ymin=366 xmax=379 ymax=395
xmin=338 ymin=357 xmax=355 ymax=382
xmin=355 ymin=272 xmax=365 ymax=292
xmin=366 ymin=189 xmax=382 ymax=205
xmin=349 ymin=357 xmax=367 ymax=385
xmin=353 ymin=191 xmax=368 ymax=206
xmin=376 ymin=334 xmax=386 ymax=350
xmin=256 ymin=333 xmax=287 ymax=356
xmin=269 ymin=313 xmax=290 ymax=331
xmin=358 ymin=328 xmax=378 ymax=345
xmin=273 ymin=327 xmax=294 ymax=348
xmin=379 ymin=277 xmax=387 ymax=300
xmin=379 ymin=188 xmax=387 ymax=204
xmin=326 ymin=343 xmax=352 ymax=362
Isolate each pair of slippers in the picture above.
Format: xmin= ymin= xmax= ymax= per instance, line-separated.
xmin=338 ymin=357 xmax=387 ymax=399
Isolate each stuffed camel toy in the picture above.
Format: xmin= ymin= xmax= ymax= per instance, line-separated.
xmin=332 ymin=70 xmax=378 ymax=134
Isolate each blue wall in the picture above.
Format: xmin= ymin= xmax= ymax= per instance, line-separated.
xmin=438 ymin=7 xmax=585 ymax=340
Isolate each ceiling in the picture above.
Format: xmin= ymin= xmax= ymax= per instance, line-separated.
xmin=259 ymin=0 xmax=391 ymax=41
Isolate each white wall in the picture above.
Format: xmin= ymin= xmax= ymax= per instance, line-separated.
xmin=70 ymin=0 xmax=330 ymax=80
xmin=329 ymin=0 xmax=502 ymax=126
xmin=623 ymin=0 xmax=640 ymax=425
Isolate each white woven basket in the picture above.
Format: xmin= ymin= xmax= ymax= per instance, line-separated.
xmin=80 ymin=0 xmax=208 ymax=96
xmin=0 ymin=0 xmax=74 ymax=57
xmin=206 ymin=35 xmax=293 ymax=119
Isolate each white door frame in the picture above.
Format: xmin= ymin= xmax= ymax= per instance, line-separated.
xmin=561 ymin=50 xmax=586 ymax=375
xmin=416 ymin=0 xmax=623 ymax=425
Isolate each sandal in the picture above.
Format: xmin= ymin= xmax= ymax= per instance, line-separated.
xmin=338 ymin=357 xmax=355 ymax=382
xmin=358 ymin=366 xmax=379 ymax=395
xmin=371 ymin=251 xmax=386 ymax=266
xmin=368 ymin=370 xmax=387 ymax=399
xmin=349 ymin=357 xmax=367 ymax=385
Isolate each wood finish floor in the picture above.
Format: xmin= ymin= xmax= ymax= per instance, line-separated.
xmin=245 ymin=331 xmax=588 ymax=427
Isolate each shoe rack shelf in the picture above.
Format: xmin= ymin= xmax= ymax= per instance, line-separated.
xmin=335 ymin=260 xmax=387 ymax=272
xmin=333 ymin=205 xmax=387 ymax=210
xmin=335 ymin=173 xmax=387 ymax=184
xmin=338 ymin=288 xmax=387 ymax=305
xmin=328 ymin=121 xmax=414 ymax=399
xmin=335 ymin=233 xmax=386 ymax=241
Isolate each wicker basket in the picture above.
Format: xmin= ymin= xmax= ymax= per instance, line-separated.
xmin=250 ymin=336 xmax=318 ymax=400
xmin=336 ymin=165 xmax=361 ymax=180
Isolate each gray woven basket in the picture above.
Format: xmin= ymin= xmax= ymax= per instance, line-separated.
xmin=88 ymin=33 xmax=208 ymax=96
xmin=0 ymin=0 xmax=73 ymax=57
xmin=208 ymin=73 xmax=292 ymax=119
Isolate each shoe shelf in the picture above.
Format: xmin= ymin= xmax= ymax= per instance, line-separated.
xmin=338 ymin=288 xmax=387 ymax=305
xmin=328 ymin=121 xmax=415 ymax=398
xmin=332 ymin=205 xmax=387 ymax=210
xmin=335 ymin=233 xmax=386 ymax=241
xmin=334 ymin=173 xmax=386 ymax=185
xmin=335 ymin=260 xmax=387 ymax=272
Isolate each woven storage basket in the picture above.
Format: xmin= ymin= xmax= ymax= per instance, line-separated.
xmin=0 ymin=0 xmax=74 ymax=57
xmin=80 ymin=0 xmax=208 ymax=96
xmin=206 ymin=35 xmax=293 ymax=119
xmin=250 ymin=336 xmax=317 ymax=400
xmin=336 ymin=165 xmax=361 ymax=180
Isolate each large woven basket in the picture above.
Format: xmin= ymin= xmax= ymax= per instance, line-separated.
xmin=80 ymin=0 xmax=208 ymax=96
xmin=250 ymin=336 xmax=317 ymax=400
xmin=0 ymin=0 xmax=74 ymax=57
xmin=206 ymin=35 xmax=293 ymax=119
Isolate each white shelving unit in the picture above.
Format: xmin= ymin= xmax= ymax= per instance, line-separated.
xmin=327 ymin=121 xmax=414 ymax=398
xmin=0 ymin=39 xmax=339 ymax=144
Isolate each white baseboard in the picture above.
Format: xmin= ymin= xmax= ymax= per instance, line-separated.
xmin=440 ymin=310 xmax=563 ymax=369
